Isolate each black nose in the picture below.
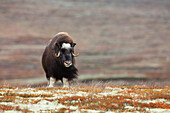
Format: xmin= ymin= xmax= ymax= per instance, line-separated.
xmin=66 ymin=62 xmax=72 ymax=65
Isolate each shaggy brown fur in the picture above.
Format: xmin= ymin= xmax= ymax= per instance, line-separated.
xmin=42 ymin=32 xmax=78 ymax=85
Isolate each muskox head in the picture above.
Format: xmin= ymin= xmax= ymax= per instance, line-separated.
xmin=55 ymin=42 xmax=79 ymax=67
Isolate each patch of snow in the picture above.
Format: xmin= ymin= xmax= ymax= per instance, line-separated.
xmin=4 ymin=110 xmax=22 ymax=113
xmin=137 ymin=99 xmax=167 ymax=103
xmin=153 ymin=89 xmax=162 ymax=92
xmin=130 ymin=93 xmax=139 ymax=97
xmin=0 ymin=102 xmax=15 ymax=106
xmin=16 ymin=90 xmax=53 ymax=96
xmin=28 ymin=97 xmax=42 ymax=100
xmin=105 ymin=87 xmax=114 ymax=90
xmin=18 ymin=100 xmax=67 ymax=112
xmin=56 ymin=91 xmax=88 ymax=98
xmin=81 ymin=109 xmax=103 ymax=113
xmin=124 ymin=106 xmax=134 ymax=109
xmin=56 ymin=90 xmax=70 ymax=93
xmin=166 ymin=101 xmax=170 ymax=104
xmin=98 ymin=88 xmax=123 ymax=96
xmin=37 ymin=100 xmax=54 ymax=105
xmin=146 ymin=108 xmax=170 ymax=113
xmin=1 ymin=88 xmax=13 ymax=91
xmin=105 ymin=111 xmax=116 ymax=113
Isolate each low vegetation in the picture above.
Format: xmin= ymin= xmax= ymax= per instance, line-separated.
xmin=0 ymin=84 xmax=169 ymax=112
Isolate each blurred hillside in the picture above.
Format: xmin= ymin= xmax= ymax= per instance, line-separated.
xmin=0 ymin=0 xmax=170 ymax=81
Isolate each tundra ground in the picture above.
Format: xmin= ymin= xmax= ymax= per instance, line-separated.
xmin=0 ymin=83 xmax=170 ymax=113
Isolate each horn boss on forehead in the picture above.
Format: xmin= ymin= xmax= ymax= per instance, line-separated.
xmin=42 ymin=32 xmax=79 ymax=88
xmin=61 ymin=43 xmax=71 ymax=49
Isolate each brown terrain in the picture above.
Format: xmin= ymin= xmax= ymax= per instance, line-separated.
xmin=0 ymin=0 xmax=170 ymax=85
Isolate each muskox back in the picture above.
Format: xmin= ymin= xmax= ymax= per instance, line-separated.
xmin=42 ymin=32 xmax=79 ymax=87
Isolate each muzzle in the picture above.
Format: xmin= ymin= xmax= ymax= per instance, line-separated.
xmin=64 ymin=61 xmax=72 ymax=67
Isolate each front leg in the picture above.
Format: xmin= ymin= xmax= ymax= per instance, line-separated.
xmin=62 ymin=78 xmax=70 ymax=88
xmin=48 ymin=77 xmax=56 ymax=87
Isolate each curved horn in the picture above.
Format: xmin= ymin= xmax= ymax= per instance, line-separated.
xmin=72 ymin=52 xmax=79 ymax=57
xmin=55 ymin=51 xmax=60 ymax=58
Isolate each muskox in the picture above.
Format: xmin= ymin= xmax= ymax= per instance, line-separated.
xmin=42 ymin=32 xmax=79 ymax=87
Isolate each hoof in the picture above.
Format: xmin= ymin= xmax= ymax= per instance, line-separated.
xmin=63 ymin=85 xmax=69 ymax=88
xmin=47 ymin=85 xmax=54 ymax=88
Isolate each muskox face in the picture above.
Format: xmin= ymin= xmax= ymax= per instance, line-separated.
xmin=55 ymin=43 xmax=79 ymax=67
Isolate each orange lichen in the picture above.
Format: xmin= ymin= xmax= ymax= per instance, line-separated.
xmin=0 ymin=96 xmax=16 ymax=102
xmin=17 ymin=93 xmax=54 ymax=98
xmin=0 ymin=105 xmax=15 ymax=111
xmin=0 ymin=105 xmax=31 ymax=112
xmin=0 ymin=86 xmax=169 ymax=112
